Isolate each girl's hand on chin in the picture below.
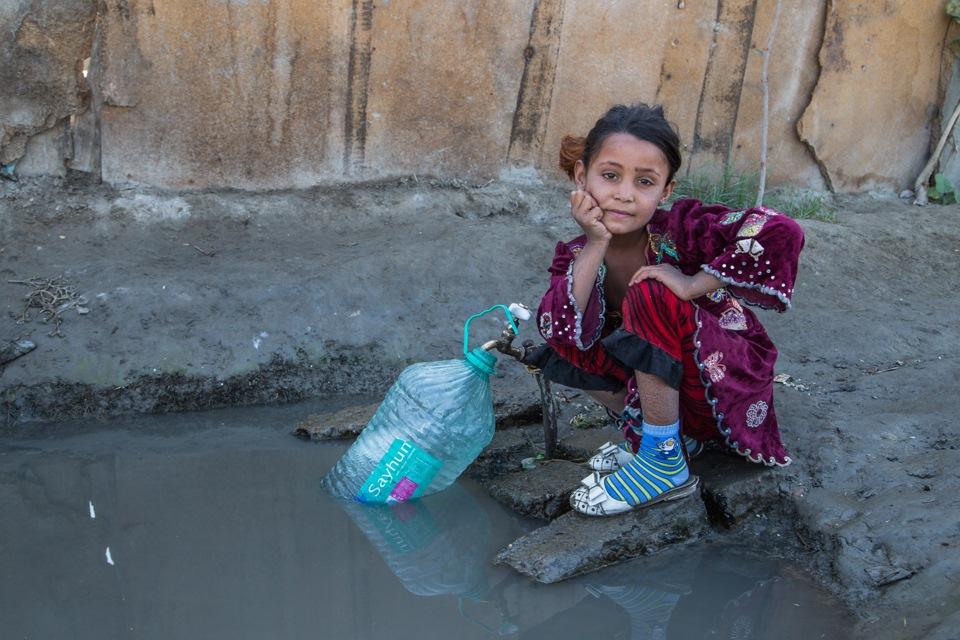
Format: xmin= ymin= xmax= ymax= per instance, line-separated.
xmin=570 ymin=189 xmax=612 ymax=243
xmin=629 ymin=264 xmax=694 ymax=300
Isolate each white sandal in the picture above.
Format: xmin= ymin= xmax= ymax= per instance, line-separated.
xmin=569 ymin=471 xmax=701 ymax=517
xmin=585 ymin=441 xmax=635 ymax=472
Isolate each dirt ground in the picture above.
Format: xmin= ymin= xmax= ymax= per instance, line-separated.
xmin=1 ymin=175 xmax=959 ymax=638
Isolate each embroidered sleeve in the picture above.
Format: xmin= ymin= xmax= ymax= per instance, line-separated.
xmin=699 ymin=206 xmax=805 ymax=312
xmin=536 ymin=239 xmax=606 ymax=350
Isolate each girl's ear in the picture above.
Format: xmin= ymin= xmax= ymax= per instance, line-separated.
xmin=573 ymin=160 xmax=586 ymax=189
xmin=660 ymin=179 xmax=676 ymax=204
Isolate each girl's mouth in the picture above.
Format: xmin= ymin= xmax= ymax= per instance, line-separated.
xmin=605 ymin=209 xmax=633 ymax=218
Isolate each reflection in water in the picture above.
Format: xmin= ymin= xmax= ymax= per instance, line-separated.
xmin=0 ymin=411 xmax=852 ymax=639
xmin=576 ymin=551 xmax=780 ymax=640
xmin=338 ymin=484 xmax=520 ymax=636
xmin=338 ymin=482 xmax=849 ymax=639
xmin=520 ymin=546 xmax=850 ymax=640
xmin=340 ymin=485 xmax=490 ymax=598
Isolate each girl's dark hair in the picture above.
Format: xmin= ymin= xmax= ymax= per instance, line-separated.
xmin=558 ymin=103 xmax=682 ymax=184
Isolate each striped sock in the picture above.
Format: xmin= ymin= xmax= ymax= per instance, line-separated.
xmin=602 ymin=419 xmax=689 ymax=506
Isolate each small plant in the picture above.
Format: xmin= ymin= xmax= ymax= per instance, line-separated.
xmin=671 ymin=167 xmax=835 ymax=221
xmin=948 ymin=0 xmax=960 ymax=20
xmin=928 ymin=172 xmax=957 ymax=204
xmin=767 ymin=187 xmax=836 ymax=222
xmin=671 ymin=165 xmax=759 ymax=210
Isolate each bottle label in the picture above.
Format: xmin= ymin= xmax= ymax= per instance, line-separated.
xmin=357 ymin=438 xmax=442 ymax=504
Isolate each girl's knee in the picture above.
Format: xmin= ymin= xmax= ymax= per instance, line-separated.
xmin=622 ymin=280 xmax=681 ymax=318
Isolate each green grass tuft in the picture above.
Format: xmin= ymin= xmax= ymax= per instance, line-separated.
xmin=669 ymin=166 xmax=835 ymax=221
xmin=766 ymin=187 xmax=836 ymax=222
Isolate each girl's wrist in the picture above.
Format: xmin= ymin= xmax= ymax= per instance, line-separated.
xmin=584 ymin=236 xmax=610 ymax=251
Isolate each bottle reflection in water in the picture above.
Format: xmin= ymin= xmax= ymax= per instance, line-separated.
xmin=339 ymin=482 xmax=490 ymax=598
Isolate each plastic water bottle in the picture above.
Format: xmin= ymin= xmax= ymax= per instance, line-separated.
xmin=322 ymin=304 xmax=529 ymax=503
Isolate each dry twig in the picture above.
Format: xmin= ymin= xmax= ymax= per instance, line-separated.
xmin=8 ymin=276 xmax=88 ymax=337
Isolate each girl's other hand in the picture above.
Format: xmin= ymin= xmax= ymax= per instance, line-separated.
xmin=629 ymin=264 xmax=695 ymax=300
xmin=570 ymin=190 xmax=612 ymax=243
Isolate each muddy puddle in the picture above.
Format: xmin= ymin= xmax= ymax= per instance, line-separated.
xmin=0 ymin=400 xmax=854 ymax=639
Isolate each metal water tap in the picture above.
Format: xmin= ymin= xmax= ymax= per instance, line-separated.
xmin=479 ymin=302 xmax=559 ymax=459
xmin=481 ymin=303 xmax=532 ymax=362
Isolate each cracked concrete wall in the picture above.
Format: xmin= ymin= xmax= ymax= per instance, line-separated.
xmin=360 ymin=1 xmax=530 ymax=179
xmin=5 ymin=0 xmax=956 ymax=193
xmin=798 ymin=0 xmax=953 ymax=192
xmin=99 ymin=0 xmax=354 ymax=189
xmin=731 ymin=1 xmax=829 ymax=190
xmin=0 ymin=0 xmax=96 ymax=174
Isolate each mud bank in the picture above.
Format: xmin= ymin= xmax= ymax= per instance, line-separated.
xmin=2 ymin=177 xmax=959 ymax=637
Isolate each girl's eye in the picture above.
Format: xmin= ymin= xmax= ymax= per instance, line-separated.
xmin=637 ymin=178 xmax=653 ymax=186
xmin=602 ymin=172 xmax=618 ymax=180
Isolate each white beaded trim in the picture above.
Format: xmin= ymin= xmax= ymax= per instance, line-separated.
xmin=692 ymin=305 xmax=792 ymax=468
xmin=565 ymin=259 xmax=606 ymax=351
xmin=701 ymin=264 xmax=792 ymax=311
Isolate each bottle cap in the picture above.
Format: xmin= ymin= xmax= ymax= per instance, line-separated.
xmin=464 ymin=347 xmax=496 ymax=376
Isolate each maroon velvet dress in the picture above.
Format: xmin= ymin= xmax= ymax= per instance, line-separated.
xmin=535 ymin=199 xmax=805 ymax=466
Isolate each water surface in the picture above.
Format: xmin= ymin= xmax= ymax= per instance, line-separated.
xmin=0 ymin=400 xmax=853 ymax=639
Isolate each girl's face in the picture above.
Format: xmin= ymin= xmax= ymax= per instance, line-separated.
xmin=574 ymin=133 xmax=675 ymax=236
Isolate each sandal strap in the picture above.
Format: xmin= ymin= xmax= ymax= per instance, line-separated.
xmin=579 ymin=471 xmax=610 ymax=506
xmin=595 ymin=441 xmax=621 ymax=459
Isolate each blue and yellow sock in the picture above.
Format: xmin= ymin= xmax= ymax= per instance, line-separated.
xmin=602 ymin=419 xmax=689 ymax=506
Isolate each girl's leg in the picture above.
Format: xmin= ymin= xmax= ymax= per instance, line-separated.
xmin=571 ymin=280 xmax=700 ymax=515
xmin=633 ymin=371 xmax=678 ymax=425
xmin=584 ymin=388 xmax=628 ymax=414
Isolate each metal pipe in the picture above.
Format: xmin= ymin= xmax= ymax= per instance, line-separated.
xmin=480 ymin=318 xmax=559 ymax=458
xmin=535 ymin=373 xmax=557 ymax=459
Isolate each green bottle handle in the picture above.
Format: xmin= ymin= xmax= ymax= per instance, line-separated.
xmin=462 ymin=305 xmax=520 ymax=357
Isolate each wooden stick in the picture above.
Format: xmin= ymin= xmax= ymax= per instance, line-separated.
xmin=756 ymin=0 xmax=783 ymax=208
xmin=913 ymin=98 xmax=960 ymax=205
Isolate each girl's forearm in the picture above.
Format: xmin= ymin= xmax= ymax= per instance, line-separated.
xmin=683 ymin=270 xmax=724 ymax=301
xmin=571 ymin=240 xmax=608 ymax=311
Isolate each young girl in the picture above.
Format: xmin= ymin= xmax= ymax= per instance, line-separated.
xmin=532 ymin=103 xmax=804 ymax=517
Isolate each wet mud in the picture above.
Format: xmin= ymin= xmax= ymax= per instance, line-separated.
xmin=1 ymin=177 xmax=958 ymax=636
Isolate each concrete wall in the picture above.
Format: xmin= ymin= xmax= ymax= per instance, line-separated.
xmin=2 ymin=0 xmax=955 ymax=193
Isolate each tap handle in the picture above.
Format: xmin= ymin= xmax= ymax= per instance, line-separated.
xmin=508 ymin=303 xmax=531 ymax=322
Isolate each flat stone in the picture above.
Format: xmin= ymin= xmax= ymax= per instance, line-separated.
xmin=493 ymin=396 xmax=542 ymax=429
xmin=556 ymin=428 xmax=620 ymax=463
xmin=483 ymin=459 xmax=587 ymax=521
xmin=291 ymin=403 xmax=377 ymax=440
xmin=467 ymin=425 xmax=541 ymax=481
xmin=0 ymin=340 xmax=36 ymax=366
xmin=496 ymin=492 xmax=709 ymax=584
xmin=691 ymin=450 xmax=785 ymax=527
xmin=290 ymin=377 xmax=541 ymax=442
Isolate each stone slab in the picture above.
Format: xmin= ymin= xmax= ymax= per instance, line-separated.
xmin=691 ymin=450 xmax=785 ymax=527
xmin=291 ymin=402 xmax=377 ymax=440
xmin=729 ymin=1 xmax=828 ymax=189
xmin=0 ymin=340 xmax=36 ymax=367
xmin=362 ymin=1 xmax=529 ymax=180
xmin=467 ymin=425 xmax=542 ymax=482
xmin=556 ymin=427 xmax=620 ymax=463
xmin=290 ymin=390 xmax=542 ymax=442
xmin=496 ymin=492 xmax=709 ymax=584
xmin=483 ymin=459 xmax=587 ymax=521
